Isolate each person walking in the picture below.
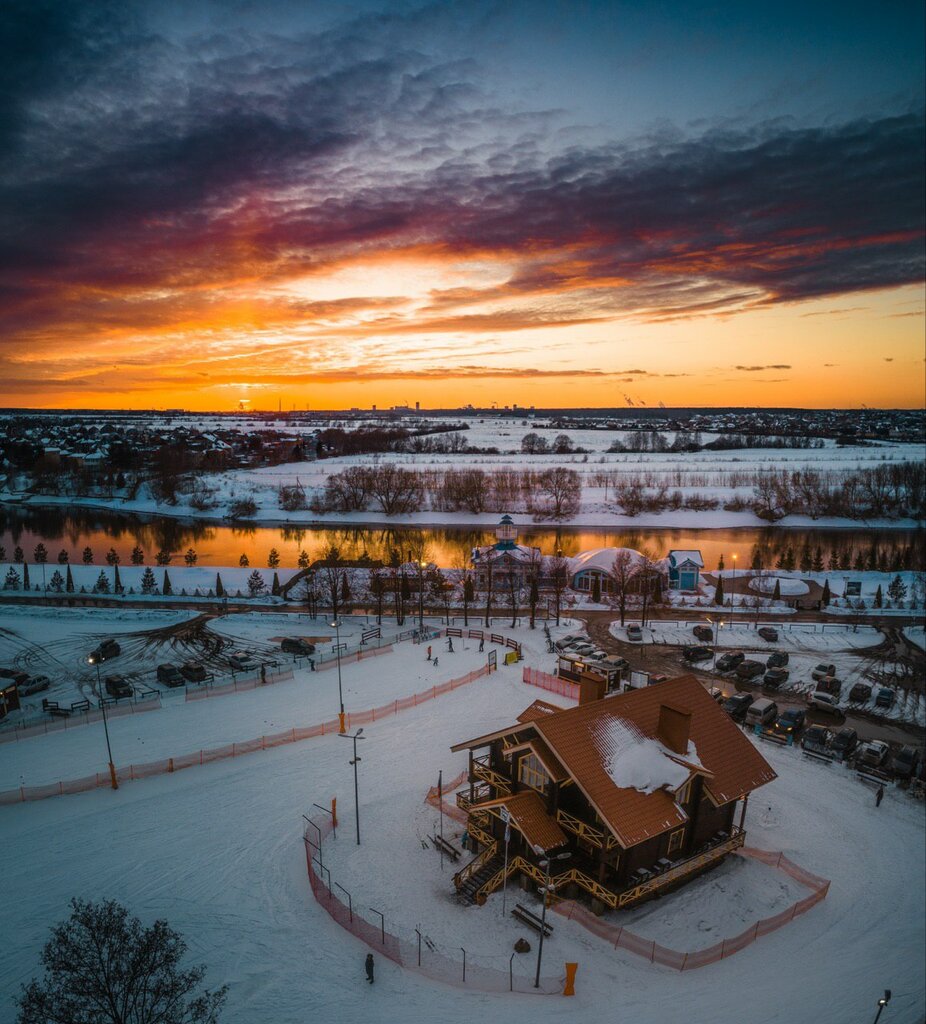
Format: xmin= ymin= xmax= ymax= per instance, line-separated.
xmin=426 ymin=645 xmax=432 ymax=661
xmin=478 ymin=638 xmax=484 ymax=653
xmin=433 ymin=656 xmax=439 ymax=668
xmin=365 ymin=953 xmax=374 ymax=984
xmin=876 ymin=783 xmax=885 ymax=807
xmin=447 ymin=637 xmax=454 ymax=653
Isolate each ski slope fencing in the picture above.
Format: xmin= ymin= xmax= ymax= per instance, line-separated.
xmin=552 ymin=848 xmax=830 ymax=971
xmin=0 ymin=665 xmax=491 ymax=806
xmin=302 ymin=814 xmax=563 ymax=995
xmin=424 ymin=770 xmax=469 ymax=823
xmin=0 ymin=693 xmax=164 ymax=743
xmin=521 ymin=666 xmax=580 ymax=701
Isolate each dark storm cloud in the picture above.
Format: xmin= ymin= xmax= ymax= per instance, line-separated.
xmin=0 ymin=0 xmax=923 ymax=351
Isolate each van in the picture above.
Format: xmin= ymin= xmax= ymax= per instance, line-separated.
xmin=745 ymin=698 xmax=778 ymax=727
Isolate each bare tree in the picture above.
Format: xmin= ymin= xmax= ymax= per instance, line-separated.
xmin=525 ymin=549 xmax=544 ymax=629
xmin=637 ymin=551 xmax=663 ymax=628
xmin=504 ymin=564 xmax=522 ymax=627
xmin=367 ymin=566 xmax=387 ymax=624
xmin=317 ymin=545 xmax=354 ymax=621
xmin=547 ymin=553 xmax=570 ymax=626
xmin=532 ymin=467 xmax=581 ymax=520
xmin=16 ymin=898 xmax=226 ymax=1024
xmin=369 ymin=465 xmax=422 ymax=515
xmin=609 ymin=549 xmax=638 ymax=627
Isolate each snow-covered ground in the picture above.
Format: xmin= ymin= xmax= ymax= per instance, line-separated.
xmin=1 ymin=620 xmax=923 ymax=1024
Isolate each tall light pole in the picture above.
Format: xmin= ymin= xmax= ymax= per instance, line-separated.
xmin=731 ymin=553 xmax=738 ymax=628
xmin=88 ymin=654 xmax=118 ymax=790
xmin=418 ymin=560 xmax=426 ymax=631
xmin=534 ymin=850 xmax=571 ymax=988
xmin=339 ymin=727 xmax=364 ymax=845
xmin=330 ymin=618 xmax=345 ymax=733
xmin=873 ymin=990 xmax=891 ymax=1024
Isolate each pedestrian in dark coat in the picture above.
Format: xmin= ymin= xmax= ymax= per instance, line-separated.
xmin=478 ymin=638 xmax=484 ymax=652
xmin=447 ymin=637 xmax=454 ymax=653
xmin=876 ymin=784 xmax=885 ymax=807
xmin=365 ymin=953 xmax=374 ymax=984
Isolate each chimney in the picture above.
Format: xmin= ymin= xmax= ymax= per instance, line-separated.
xmin=578 ymin=671 xmax=607 ymax=705
xmin=657 ymin=704 xmax=691 ymax=756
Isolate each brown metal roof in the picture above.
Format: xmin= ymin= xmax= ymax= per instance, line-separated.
xmin=516 ymin=699 xmax=562 ymax=723
xmin=532 ymin=675 xmax=777 ymax=849
xmin=473 ymin=790 xmax=568 ymax=852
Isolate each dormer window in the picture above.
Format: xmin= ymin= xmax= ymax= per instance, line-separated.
xmin=519 ymin=753 xmax=549 ymax=793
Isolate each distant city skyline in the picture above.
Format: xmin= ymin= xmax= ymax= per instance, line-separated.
xmin=1 ymin=0 xmax=923 ymax=410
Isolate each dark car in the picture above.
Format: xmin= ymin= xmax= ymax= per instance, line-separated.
xmin=763 ymin=668 xmax=789 ymax=689
xmin=848 ymin=682 xmax=873 ymax=703
xmin=156 ymin=664 xmax=184 ymax=687
xmin=758 ymin=627 xmax=779 ymax=642
xmin=103 ymin=674 xmax=132 ymax=698
xmin=722 ymin=693 xmax=754 ymax=722
xmin=830 ymin=728 xmax=858 ymax=761
xmin=811 ymin=663 xmax=837 ymax=682
xmin=766 ymin=651 xmax=789 ymax=669
xmin=892 ymin=746 xmax=921 ymax=781
xmin=716 ymin=652 xmax=745 ymax=672
xmin=735 ymin=659 xmax=765 ymax=681
xmin=875 ymin=687 xmax=896 ymax=709
xmin=89 ymin=638 xmax=121 ymax=664
xmin=683 ymin=646 xmax=713 ymax=663
xmin=180 ymin=661 xmax=207 ymax=683
xmin=773 ymin=708 xmax=805 ymax=737
xmin=281 ymin=637 xmax=316 ymax=656
xmin=801 ymin=724 xmax=832 ymax=754
xmin=693 ymin=625 xmax=713 ymax=642
xmin=817 ymin=676 xmax=842 ymax=697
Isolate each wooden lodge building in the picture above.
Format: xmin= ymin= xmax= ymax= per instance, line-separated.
xmin=450 ymin=675 xmax=776 ymax=912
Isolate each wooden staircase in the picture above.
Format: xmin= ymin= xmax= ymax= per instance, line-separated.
xmin=455 ymin=855 xmax=504 ymax=905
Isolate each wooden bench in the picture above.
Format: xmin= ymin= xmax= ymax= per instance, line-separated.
xmin=511 ymin=903 xmax=553 ymax=937
xmin=431 ymin=835 xmax=461 ymax=862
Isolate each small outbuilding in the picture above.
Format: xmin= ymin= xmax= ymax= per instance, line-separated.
xmin=667 ymin=550 xmax=704 ymax=592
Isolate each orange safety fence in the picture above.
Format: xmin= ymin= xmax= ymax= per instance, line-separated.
xmin=551 ymin=846 xmax=830 ymax=971
xmin=522 ymin=666 xmax=580 ymax=701
xmin=0 ymin=665 xmax=491 ymax=807
xmin=424 ymin=769 xmax=470 ymax=824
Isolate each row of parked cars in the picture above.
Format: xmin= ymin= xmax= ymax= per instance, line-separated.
xmin=0 ymin=667 xmax=50 ymax=695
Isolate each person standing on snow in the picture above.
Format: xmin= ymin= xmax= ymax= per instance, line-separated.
xmin=426 ymin=645 xmax=432 ymax=661
xmin=365 ymin=953 xmax=375 ymax=984
xmin=876 ymin=784 xmax=885 ymax=807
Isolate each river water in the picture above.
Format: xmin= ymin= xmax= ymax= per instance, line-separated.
xmin=0 ymin=505 xmax=921 ymax=570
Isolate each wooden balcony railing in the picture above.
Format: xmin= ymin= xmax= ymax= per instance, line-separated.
xmin=555 ymin=808 xmax=620 ymax=851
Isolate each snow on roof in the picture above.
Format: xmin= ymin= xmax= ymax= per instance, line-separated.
xmin=568 ymin=547 xmax=642 ymax=575
xmin=749 ymin=576 xmax=810 ymax=596
xmin=669 ymin=550 xmax=704 ymax=568
xmin=592 ymin=715 xmax=700 ymax=795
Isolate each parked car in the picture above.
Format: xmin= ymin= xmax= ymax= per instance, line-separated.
xmin=104 ymin=675 xmax=132 ymax=698
xmin=281 ymin=637 xmax=316 ymax=656
xmin=683 ymin=646 xmax=713 ymax=663
xmin=857 ymin=740 xmax=890 ymax=768
xmin=830 ymin=728 xmax=858 ymax=760
xmin=848 ymin=682 xmax=873 ymax=703
xmin=763 ymin=668 xmax=789 ymax=689
xmin=745 ymin=698 xmax=778 ymax=728
xmin=555 ymin=634 xmax=586 ymax=651
xmin=600 ymin=655 xmax=629 ymax=672
xmin=811 ymin=663 xmax=836 ymax=682
xmin=766 ymin=651 xmax=789 ymax=668
xmin=229 ymin=651 xmax=256 ymax=672
xmin=807 ymin=690 xmax=841 ymax=713
xmin=735 ymin=659 xmax=765 ymax=681
xmin=568 ymin=642 xmax=596 ymax=656
xmin=586 ymin=649 xmax=610 ymax=662
xmin=758 ymin=627 xmax=779 ymax=642
xmin=801 ymin=725 xmax=832 ymax=754
xmin=693 ymin=625 xmax=713 ymax=642
xmin=875 ymin=687 xmax=896 ymax=709
xmin=716 ymin=652 xmax=745 ymax=672
xmin=722 ymin=693 xmax=754 ymax=722
xmin=892 ymin=746 xmax=921 ymax=782
xmin=773 ymin=708 xmax=805 ymax=737
xmin=156 ymin=664 xmax=184 ymax=687
xmin=626 ymin=625 xmax=643 ymax=642
xmin=18 ymin=674 xmax=51 ymax=695
xmin=816 ymin=676 xmax=842 ymax=697
xmin=180 ymin=661 xmax=207 ymax=683
xmin=707 ymin=686 xmax=725 ymax=702
xmin=89 ymin=638 xmax=121 ymax=664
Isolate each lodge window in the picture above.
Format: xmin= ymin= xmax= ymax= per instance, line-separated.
xmin=667 ymin=828 xmax=685 ymax=855
xmin=519 ymin=753 xmax=549 ymax=793
xmin=676 ymin=779 xmax=692 ymax=806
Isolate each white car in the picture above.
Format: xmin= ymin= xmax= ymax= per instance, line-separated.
xmin=568 ymin=643 xmax=596 ymax=656
xmin=626 ymin=625 xmax=644 ymax=642
xmin=857 ymin=740 xmax=890 ymax=768
xmin=807 ymin=690 xmax=841 ymax=713
xmin=228 ymin=651 xmax=256 ymax=671
xmin=554 ymin=634 xmax=586 ymax=651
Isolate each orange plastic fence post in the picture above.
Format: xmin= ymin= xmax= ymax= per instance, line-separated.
xmin=562 ymin=963 xmax=578 ymax=996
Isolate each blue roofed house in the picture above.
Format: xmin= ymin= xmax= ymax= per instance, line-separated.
xmin=667 ymin=550 xmax=704 ymax=592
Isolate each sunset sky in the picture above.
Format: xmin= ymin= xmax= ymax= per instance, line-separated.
xmin=2 ymin=0 xmax=924 ymax=410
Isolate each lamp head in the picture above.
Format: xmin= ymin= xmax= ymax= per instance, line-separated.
xmin=879 ymin=991 xmax=891 ymax=1007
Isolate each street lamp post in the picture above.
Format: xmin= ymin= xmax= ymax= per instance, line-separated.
xmin=418 ymin=560 xmax=427 ymax=631
xmin=88 ymin=655 xmax=118 ymax=790
xmin=339 ymin=728 xmax=365 ymax=845
xmin=534 ymin=850 xmax=571 ymax=988
xmin=330 ymin=618 xmax=345 ymax=733
xmin=873 ymin=990 xmax=892 ymax=1024
xmin=731 ymin=553 xmax=738 ymax=628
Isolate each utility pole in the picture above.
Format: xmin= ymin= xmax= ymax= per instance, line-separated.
xmin=340 ymin=728 xmax=365 ymax=845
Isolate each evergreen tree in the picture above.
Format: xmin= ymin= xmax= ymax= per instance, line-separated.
xmin=821 ymin=579 xmax=831 ymax=606
xmin=774 ymin=550 xmax=785 ymax=570
xmin=4 ymin=566 xmax=21 ymax=590
xmin=184 ymin=548 xmax=198 ymax=566
xmin=0 ymin=545 xmax=5 ymax=561
xmin=113 ymin=564 xmax=122 ymax=593
xmin=718 ymin=553 xmax=725 ymax=571
xmin=750 ymin=546 xmax=762 ymax=571
xmin=267 ymin=548 xmax=281 ymax=568
xmin=828 ymin=549 xmax=840 ymax=571
xmin=839 ymin=548 xmax=852 ymax=571
xmin=865 ymin=543 xmax=877 ymax=571
xmin=812 ymin=547 xmax=824 ymax=573
xmin=215 ymin=573 xmax=224 ymax=598
xmin=799 ymin=545 xmax=812 ymax=573
xmin=271 ymin=572 xmax=281 ymax=596
xmin=65 ymin=564 xmax=74 ymax=593
xmin=23 ymin=562 xmax=30 ymax=589
xmin=106 ymin=547 xmax=120 ymax=566
xmin=82 ymin=546 xmax=94 ymax=564
xmin=94 ymin=570 xmax=110 ymax=593
xmin=163 ymin=569 xmax=173 ymax=596
xmin=887 ymin=575 xmax=907 ymax=605
xmin=773 ymin=579 xmax=781 ymax=602
xmin=49 ymin=569 xmax=65 ymax=593
xmin=782 ymin=547 xmax=795 ymax=572
xmin=297 ymin=549 xmax=310 ymax=569
xmin=247 ymin=570 xmax=266 ymax=596
xmin=131 ymin=545 xmax=145 ymax=565
xmin=156 ymin=549 xmax=172 ymax=565
xmin=874 ymin=584 xmax=883 ymax=608
xmin=463 ymin=575 xmax=474 ymax=627
xmin=877 ymin=549 xmax=889 ymax=573
xmin=34 ymin=543 xmax=48 ymax=564
xmin=714 ymin=575 xmax=725 ymax=606
xmin=57 ymin=549 xmax=69 ymax=564
xmin=140 ymin=566 xmax=157 ymax=594
xmin=14 ymin=545 xmax=23 ymax=563
xmin=239 ymin=553 xmax=249 ymax=567
xmin=890 ymin=547 xmax=903 ymax=572
xmin=853 ymin=551 xmax=866 ymax=572
xmin=341 ymin=574 xmax=351 ymax=608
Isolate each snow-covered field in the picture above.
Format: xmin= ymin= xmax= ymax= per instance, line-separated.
xmin=1 ymin=615 xmax=923 ymax=1024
